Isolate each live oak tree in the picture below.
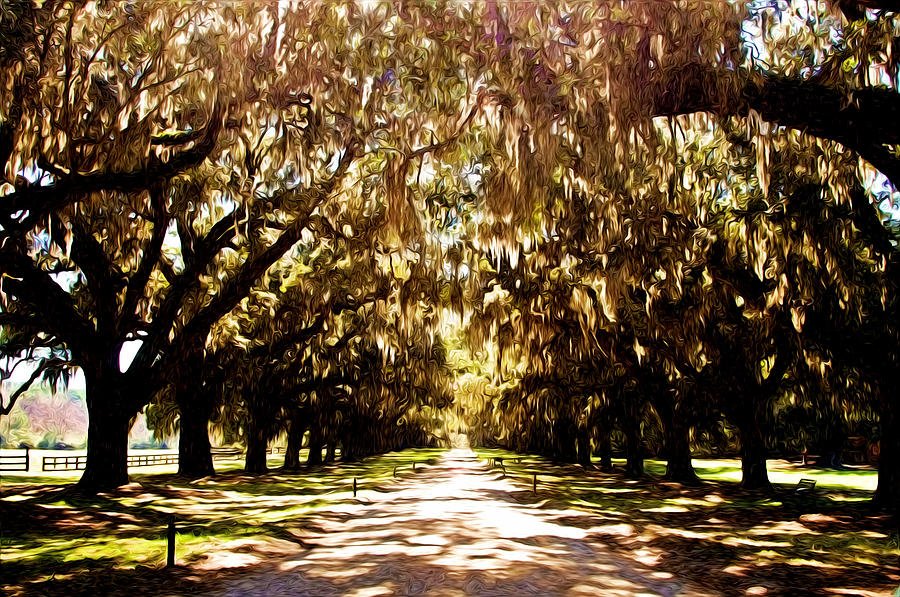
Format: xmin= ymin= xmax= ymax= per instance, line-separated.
xmin=0 ymin=0 xmax=489 ymax=490
xmin=454 ymin=0 xmax=900 ymax=505
xmin=0 ymin=1 xmax=359 ymax=489
xmin=3 ymin=0 xmax=900 ymax=508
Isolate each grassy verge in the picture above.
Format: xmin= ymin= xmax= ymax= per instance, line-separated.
xmin=473 ymin=448 xmax=898 ymax=596
xmin=1 ymin=448 xmax=443 ymax=596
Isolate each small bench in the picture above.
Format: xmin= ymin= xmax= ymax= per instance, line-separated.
xmin=783 ymin=478 xmax=816 ymax=511
xmin=795 ymin=478 xmax=816 ymax=494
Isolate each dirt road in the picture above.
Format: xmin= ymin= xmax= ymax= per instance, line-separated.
xmin=203 ymin=449 xmax=709 ymax=596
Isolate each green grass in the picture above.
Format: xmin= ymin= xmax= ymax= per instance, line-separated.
xmin=4 ymin=448 xmax=896 ymax=596
xmin=1 ymin=448 xmax=443 ymax=596
xmin=473 ymin=448 xmax=898 ymax=595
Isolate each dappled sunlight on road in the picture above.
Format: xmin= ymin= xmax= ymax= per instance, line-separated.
xmin=205 ymin=449 xmax=707 ymax=596
xmin=3 ymin=448 xmax=895 ymax=596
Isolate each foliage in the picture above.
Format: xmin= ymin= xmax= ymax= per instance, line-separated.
xmin=1 ymin=0 xmax=899 ymax=502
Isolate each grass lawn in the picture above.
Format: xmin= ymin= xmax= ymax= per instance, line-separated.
xmin=1 ymin=448 xmax=443 ymax=596
xmin=474 ymin=448 xmax=898 ymax=596
xmin=3 ymin=448 xmax=897 ymax=596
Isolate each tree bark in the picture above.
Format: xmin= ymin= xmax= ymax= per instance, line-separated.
xmin=341 ymin=427 xmax=360 ymax=462
xmin=307 ymin=426 xmax=324 ymax=465
xmin=325 ymin=443 xmax=336 ymax=462
xmin=553 ymin=415 xmax=578 ymax=463
xmin=177 ymin=395 xmax=215 ymax=478
xmin=655 ymin=394 xmax=698 ymax=482
xmin=625 ymin=427 xmax=644 ymax=478
xmin=175 ymin=339 xmax=215 ymax=478
xmin=244 ymin=419 xmax=268 ymax=474
xmin=597 ymin=431 xmax=613 ymax=472
xmin=664 ymin=421 xmax=697 ymax=482
xmin=737 ymin=403 xmax=770 ymax=489
xmin=283 ymin=412 xmax=306 ymax=470
xmin=874 ymin=383 xmax=900 ymax=510
xmin=77 ymin=370 xmax=133 ymax=492
xmin=577 ymin=424 xmax=592 ymax=468
xmin=623 ymin=395 xmax=644 ymax=478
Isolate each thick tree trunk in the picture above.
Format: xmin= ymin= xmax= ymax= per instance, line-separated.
xmin=875 ymin=393 xmax=900 ymax=510
xmin=244 ymin=420 xmax=268 ymax=474
xmin=341 ymin=431 xmax=359 ymax=462
xmin=79 ymin=400 xmax=132 ymax=491
xmin=624 ymin=398 xmax=644 ymax=478
xmin=625 ymin=428 xmax=644 ymax=478
xmin=174 ymin=341 xmax=214 ymax=478
xmin=597 ymin=432 xmax=613 ymax=472
xmin=283 ymin=413 xmax=306 ymax=470
xmin=737 ymin=411 xmax=770 ymax=489
xmin=77 ymin=364 xmax=138 ymax=492
xmin=325 ymin=443 xmax=336 ymax=462
xmin=177 ymin=394 xmax=214 ymax=478
xmin=655 ymin=396 xmax=698 ymax=482
xmin=553 ymin=415 xmax=578 ymax=462
xmin=307 ymin=426 xmax=324 ymax=465
xmin=664 ymin=421 xmax=697 ymax=482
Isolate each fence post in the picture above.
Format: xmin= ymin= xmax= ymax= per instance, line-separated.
xmin=353 ymin=477 xmax=357 ymax=497
xmin=393 ymin=466 xmax=397 ymax=478
xmin=166 ymin=516 xmax=176 ymax=567
xmin=533 ymin=473 xmax=537 ymax=494
xmin=412 ymin=461 xmax=416 ymax=471
xmin=24 ymin=446 xmax=29 ymax=472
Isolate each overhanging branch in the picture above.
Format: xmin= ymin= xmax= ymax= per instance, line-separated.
xmin=1 ymin=102 xmax=222 ymax=229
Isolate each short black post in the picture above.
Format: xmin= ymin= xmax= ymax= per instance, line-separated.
xmin=393 ymin=466 xmax=397 ymax=478
xmin=24 ymin=446 xmax=29 ymax=471
xmin=166 ymin=516 xmax=176 ymax=567
xmin=353 ymin=477 xmax=357 ymax=497
xmin=412 ymin=461 xmax=416 ymax=471
xmin=533 ymin=473 xmax=537 ymax=494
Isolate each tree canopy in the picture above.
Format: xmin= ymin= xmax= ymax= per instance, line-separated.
xmin=1 ymin=0 xmax=899 ymax=508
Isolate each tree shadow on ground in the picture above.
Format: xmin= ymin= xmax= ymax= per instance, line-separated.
xmin=0 ymin=449 xmax=443 ymax=595
xmin=484 ymin=451 xmax=899 ymax=596
xmin=3 ymin=449 xmax=897 ymax=596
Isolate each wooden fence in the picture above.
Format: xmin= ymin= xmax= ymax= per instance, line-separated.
xmin=33 ymin=447 xmax=285 ymax=471
xmin=211 ymin=447 xmax=242 ymax=460
xmin=0 ymin=448 xmax=30 ymax=471
xmin=42 ymin=455 xmax=87 ymax=471
xmin=43 ymin=453 xmax=179 ymax=471
xmin=127 ymin=453 xmax=179 ymax=467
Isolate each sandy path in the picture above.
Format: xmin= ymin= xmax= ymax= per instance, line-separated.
xmin=203 ymin=449 xmax=711 ymax=596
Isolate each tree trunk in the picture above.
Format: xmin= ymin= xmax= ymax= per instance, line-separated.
xmin=283 ymin=413 xmax=306 ymax=470
xmin=664 ymin=420 xmax=697 ymax=482
xmin=737 ymin=411 xmax=770 ymax=489
xmin=655 ymin=395 xmax=698 ymax=482
xmin=244 ymin=420 xmax=268 ymax=474
xmin=553 ymin=416 xmax=578 ymax=462
xmin=624 ymin=398 xmax=644 ymax=478
xmin=307 ymin=426 xmax=324 ymax=465
xmin=597 ymin=432 xmax=613 ymax=472
xmin=875 ymin=392 xmax=900 ymax=510
xmin=625 ymin=427 xmax=644 ymax=478
xmin=174 ymin=340 xmax=214 ymax=478
xmin=341 ymin=429 xmax=359 ymax=462
xmin=577 ymin=425 xmax=592 ymax=468
xmin=325 ymin=443 xmax=336 ymax=462
xmin=177 ymin=393 xmax=215 ymax=478
xmin=78 ymin=370 xmax=133 ymax=492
